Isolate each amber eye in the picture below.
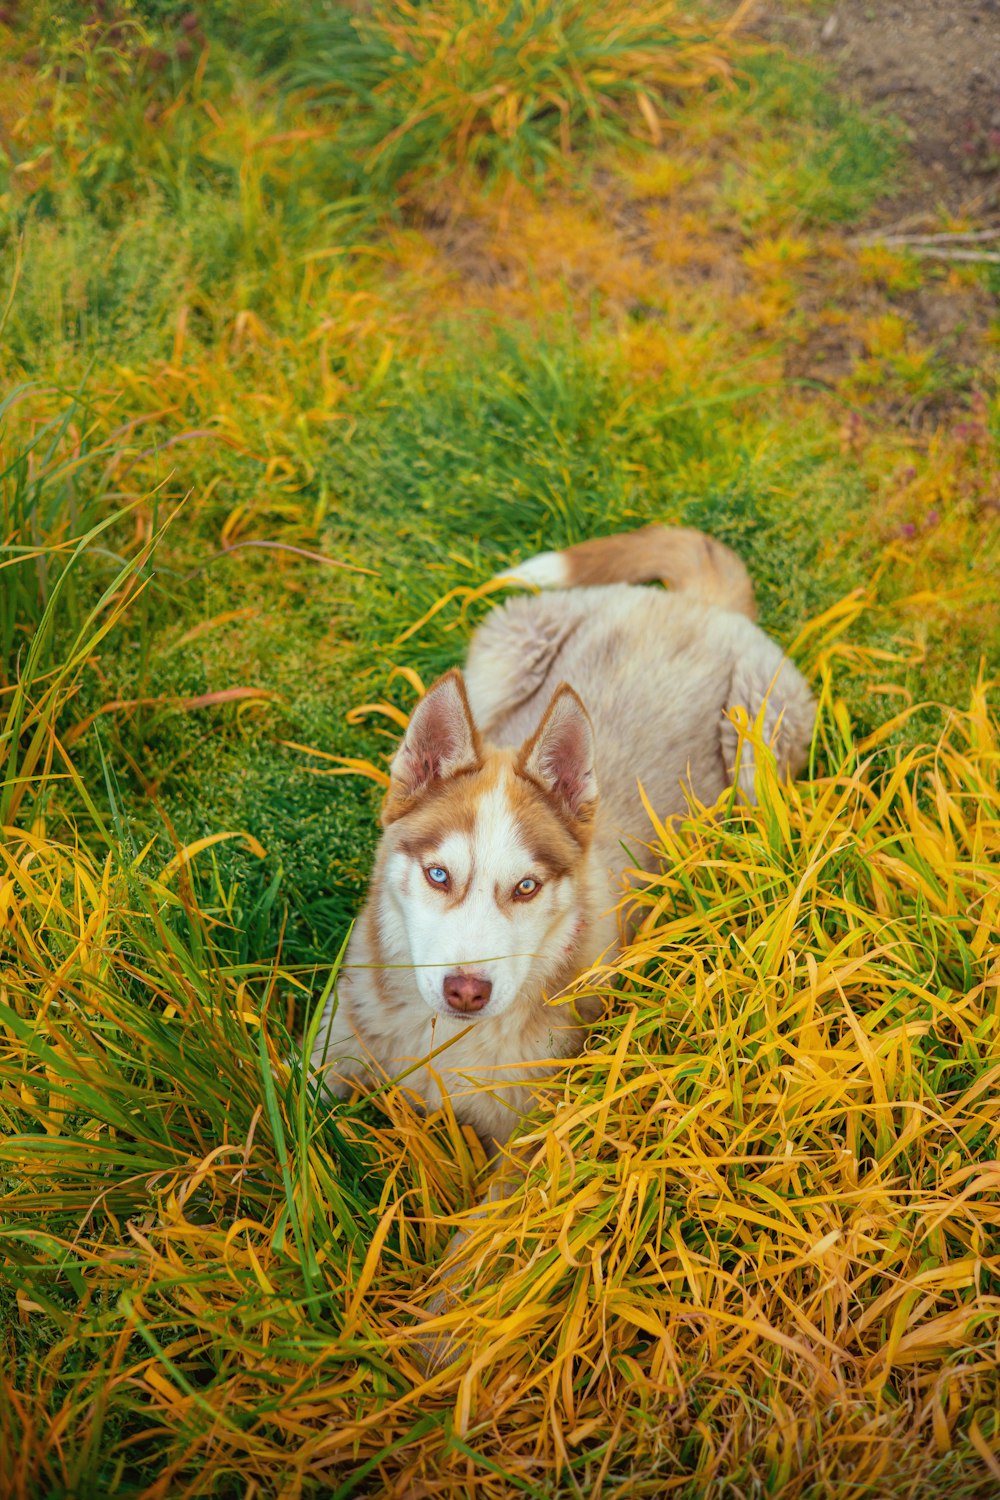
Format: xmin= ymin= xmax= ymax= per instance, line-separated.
xmin=425 ymin=865 xmax=450 ymax=890
xmin=513 ymin=877 xmax=540 ymax=900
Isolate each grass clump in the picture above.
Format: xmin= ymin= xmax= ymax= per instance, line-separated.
xmin=283 ymin=0 xmax=753 ymax=191
xmin=720 ymin=53 xmax=898 ymax=228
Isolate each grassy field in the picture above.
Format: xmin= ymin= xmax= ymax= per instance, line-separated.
xmin=1 ymin=1 xmax=998 ymax=1495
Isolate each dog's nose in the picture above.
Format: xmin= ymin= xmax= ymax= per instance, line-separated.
xmin=443 ymin=974 xmax=493 ymax=1014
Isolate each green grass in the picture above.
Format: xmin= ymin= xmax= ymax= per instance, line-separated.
xmin=1 ymin=0 xmax=999 ymax=1494
xmin=719 ymin=53 xmax=898 ymax=227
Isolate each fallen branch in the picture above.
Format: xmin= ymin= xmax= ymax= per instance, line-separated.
xmin=864 ymin=228 xmax=1000 ymax=246
xmin=851 ymin=226 xmax=1000 ymax=249
xmin=904 ymin=247 xmax=1000 ymax=263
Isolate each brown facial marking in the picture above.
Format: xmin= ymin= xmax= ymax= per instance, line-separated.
xmin=393 ymin=777 xmax=479 ymax=860
xmin=507 ymin=757 xmax=593 ymax=865
xmin=387 ymin=747 xmax=589 ymax=920
xmin=391 ymin=756 xmax=511 ymax=909
xmin=465 ymin=761 xmax=586 ymax=921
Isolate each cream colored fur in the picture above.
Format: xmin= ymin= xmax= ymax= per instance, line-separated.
xmin=309 ymin=526 xmax=815 ymax=1152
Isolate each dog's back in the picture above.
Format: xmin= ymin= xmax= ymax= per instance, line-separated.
xmin=467 ymin=525 xmax=815 ymax=880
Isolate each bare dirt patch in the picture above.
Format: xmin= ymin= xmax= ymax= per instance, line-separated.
xmin=757 ymin=0 xmax=1000 ymax=222
xmin=404 ymin=2 xmax=998 ymax=436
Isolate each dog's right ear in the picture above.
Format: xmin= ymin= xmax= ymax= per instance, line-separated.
xmin=382 ymin=669 xmax=482 ymax=825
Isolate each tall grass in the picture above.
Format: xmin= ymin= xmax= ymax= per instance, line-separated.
xmin=2 ymin=633 xmax=998 ymax=1495
xmin=0 ymin=390 xmax=149 ymax=685
xmin=285 ymin=0 xmax=753 ymax=189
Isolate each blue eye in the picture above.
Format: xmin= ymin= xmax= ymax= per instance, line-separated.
xmin=514 ymin=877 xmax=539 ymax=899
xmin=425 ymin=865 xmax=450 ymax=888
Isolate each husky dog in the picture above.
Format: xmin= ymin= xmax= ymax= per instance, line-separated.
xmin=309 ymin=526 xmax=815 ymax=1153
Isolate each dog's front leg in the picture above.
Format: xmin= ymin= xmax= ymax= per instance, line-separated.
xmin=416 ymin=1139 xmax=534 ymax=1371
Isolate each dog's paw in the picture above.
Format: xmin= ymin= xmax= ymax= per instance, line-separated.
xmin=413 ymin=1325 xmax=466 ymax=1374
xmin=412 ymin=1289 xmax=467 ymax=1373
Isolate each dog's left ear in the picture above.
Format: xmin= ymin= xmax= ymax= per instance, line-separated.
xmin=382 ymin=669 xmax=482 ymax=824
xmin=517 ymin=684 xmax=598 ymax=829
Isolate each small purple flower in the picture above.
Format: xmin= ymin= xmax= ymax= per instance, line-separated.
xmin=925 ymin=509 xmax=940 ymax=529
xmin=900 ymin=522 xmax=916 ymax=539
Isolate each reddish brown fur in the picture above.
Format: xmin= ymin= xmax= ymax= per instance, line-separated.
xmin=380 ymin=669 xmax=483 ymax=826
xmin=562 ymin=524 xmax=757 ymax=619
xmin=393 ymin=769 xmax=484 ymax=858
xmin=393 ymin=746 xmax=587 ymax=885
xmin=514 ymin=684 xmax=598 ymax=844
xmin=503 ymin=769 xmax=584 ymax=883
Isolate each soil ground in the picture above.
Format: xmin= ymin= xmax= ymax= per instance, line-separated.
xmin=422 ymin=1 xmax=999 ymax=426
xmin=749 ymin=0 xmax=1000 ymax=409
xmin=757 ymin=0 xmax=1000 ymax=223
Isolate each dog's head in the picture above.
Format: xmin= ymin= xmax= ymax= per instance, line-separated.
xmin=374 ymin=670 xmax=598 ymax=1022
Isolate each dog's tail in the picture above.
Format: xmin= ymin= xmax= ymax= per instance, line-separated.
xmin=493 ymin=524 xmax=756 ymax=620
